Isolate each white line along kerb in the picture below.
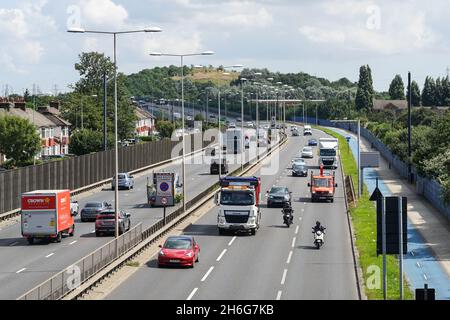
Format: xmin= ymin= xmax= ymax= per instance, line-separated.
xmin=201 ymin=266 xmax=214 ymax=282
xmin=187 ymin=288 xmax=198 ymax=300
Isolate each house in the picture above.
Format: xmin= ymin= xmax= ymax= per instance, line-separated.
xmin=134 ymin=107 xmax=156 ymax=137
xmin=373 ymin=99 xmax=408 ymax=112
xmin=0 ymin=98 xmax=70 ymax=159
xmin=37 ymin=101 xmax=71 ymax=155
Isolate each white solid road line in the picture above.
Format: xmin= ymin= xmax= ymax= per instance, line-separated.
xmin=291 ymin=237 xmax=296 ymax=248
xmin=281 ymin=269 xmax=288 ymax=285
xmin=69 ymin=240 xmax=77 ymax=245
xmin=286 ymin=251 xmax=293 ymax=264
xmin=228 ymin=236 xmax=237 ymax=246
xmin=276 ymin=290 xmax=282 ymax=300
xmin=295 ymin=226 xmax=299 ymax=234
xmin=45 ymin=253 xmax=54 ymax=258
xmin=216 ymin=249 xmax=227 ymax=262
xmin=186 ymin=288 xmax=198 ymax=300
xmin=16 ymin=268 xmax=26 ymax=274
xmin=201 ymin=266 xmax=214 ymax=282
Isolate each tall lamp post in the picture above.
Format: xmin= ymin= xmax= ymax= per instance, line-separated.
xmin=240 ymin=77 xmax=248 ymax=172
xmin=68 ymin=26 xmax=162 ymax=240
xmin=150 ymin=51 xmax=214 ymax=212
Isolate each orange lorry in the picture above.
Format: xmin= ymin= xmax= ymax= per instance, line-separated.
xmin=21 ymin=190 xmax=75 ymax=244
xmin=308 ymin=166 xmax=338 ymax=203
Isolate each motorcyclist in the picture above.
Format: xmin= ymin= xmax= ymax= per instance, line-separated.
xmin=282 ymin=202 xmax=294 ymax=224
xmin=312 ymin=221 xmax=326 ymax=233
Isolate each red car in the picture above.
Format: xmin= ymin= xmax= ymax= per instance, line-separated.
xmin=158 ymin=236 xmax=200 ymax=268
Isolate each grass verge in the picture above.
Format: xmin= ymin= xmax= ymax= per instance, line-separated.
xmin=318 ymin=126 xmax=413 ymax=300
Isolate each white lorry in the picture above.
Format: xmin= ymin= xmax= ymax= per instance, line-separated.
xmin=318 ymin=138 xmax=339 ymax=169
xmin=226 ymin=128 xmax=243 ymax=154
xmin=216 ymin=176 xmax=262 ymax=236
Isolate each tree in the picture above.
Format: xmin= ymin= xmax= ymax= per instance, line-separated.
xmin=355 ymin=65 xmax=374 ymax=111
xmin=407 ymin=80 xmax=421 ymax=106
xmin=74 ymin=52 xmax=115 ymax=96
xmin=422 ymin=76 xmax=436 ymax=106
xmin=69 ymin=129 xmax=105 ymax=156
xmin=388 ymin=74 xmax=405 ymax=100
xmin=0 ymin=115 xmax=41 ymax=167
xmin=156 ymin=120 xmax=176 ymax=138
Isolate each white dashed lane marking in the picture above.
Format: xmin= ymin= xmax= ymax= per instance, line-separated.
xmin=276 ymin=290 xmax=282 ymax=300
xmin=281 ymin=269 xmax=288 ymax=285
xmin=16 ymin=268 xmax=26 ymax=274
xmin=228 ymin=236 xmax=237 ymax=246
xmin=45 ymin=253 xmax=54 ymax=258
xmin=216 ymin=249 xmax=227 ymax=262
xmin=186 ymin=288 xmax=198 ymax=300
xmin=291 ymin=237 xmax=296 ymax=248
xmin=286 ymin=251 xmax=293 ymax=264
xmin=201 ymin=267 xmax=214 ymax=282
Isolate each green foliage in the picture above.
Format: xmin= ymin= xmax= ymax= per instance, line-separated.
xmin=0 ymin=115 xmax=41 ymax=167
xmin=422 ymin=76 xmax=436 ymax=106
xmin=74 ymin=52 xmax=115 ymax=96
xmin=407 ymin=81 xmax=421 ymax=106
xmin=69 ymin=129 xmax=109 ymax=156
xmin=388 ymin=75 xmax=405 ymax=100
xmin=355 ymin=65 xmax=374 ymax=111
xmin=156 ymin=120 xmax=176 ymax=138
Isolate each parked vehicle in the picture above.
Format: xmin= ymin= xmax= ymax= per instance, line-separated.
xmin=318 ymin=138 xmax=339 ymax=169
xmin=216 ymin=176 xmax=261 ymax=235
xmin=95 ymin=209 xmax=131 ymax=236
xmin=81 ymin=201 xmax=111 ymax=222
xmin=158 ymin=236 xmax=200 ymax=268
xmin=112 ymin=172 xmax=135 ymax=190
xmin=210 ymin=158 xmax=229 ymax=175
xmin=292 ymin=164 xmax=308 ymax=177
xmin=21 ymin=190 xmax=76 ymax=244
xmin=308 ymin=166 xmax=338 ymax=203
xmin=301 ymin=146 xmax=314 ymax=158
xmin=267 ymin=186 xmax=292 ymax=208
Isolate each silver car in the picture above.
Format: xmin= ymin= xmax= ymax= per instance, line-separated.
xmin=112 ymin=173 xmax=135 ymax=190
xmin=301 ymin=147 xmax=314 ymax=158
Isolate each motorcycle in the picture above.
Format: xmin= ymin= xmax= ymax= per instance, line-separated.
xmin=282 ymin=207 xmax=294 ymax=228
xmin=312 ymin=228 xmax=325 ymax=249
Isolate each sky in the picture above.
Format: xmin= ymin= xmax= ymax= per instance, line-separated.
xmin=0 ymin=0 xmax=449 ymax=95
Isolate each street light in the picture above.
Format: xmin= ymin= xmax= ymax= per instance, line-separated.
xmin=69 ymin=26 xmax=162 ymax=240
xmin=240 ymin=77 xmax=248 ymax=172
xmin=150 ymin=51 xmax=215 ymax=212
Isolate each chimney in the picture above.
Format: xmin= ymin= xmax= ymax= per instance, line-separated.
xmin=14 ymin=100 xmax=26 ymax=111
xmin=50 ymin=101 xmax=60 ymax=110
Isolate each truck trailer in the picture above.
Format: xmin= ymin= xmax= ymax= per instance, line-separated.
xmin=21 ymin=190 xmax=75 ymax=244
xmin=318 ymin=138 xmax=339 ymax=169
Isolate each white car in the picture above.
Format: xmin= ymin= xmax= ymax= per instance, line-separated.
xmin=291 ymin=157 xmax=306 ymax=166
xmin=301 ymin=146 xmax=314 ymax=158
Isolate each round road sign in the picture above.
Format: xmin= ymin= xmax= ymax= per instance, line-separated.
xmin=161 ymin=197 xmax=168 ymax=205
xmin=160 ymin=182 xmax=169 ymax=192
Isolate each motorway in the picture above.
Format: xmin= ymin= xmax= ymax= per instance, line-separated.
xmin=0 ymin=127 xmax=269 ymax=299
xmin=106 ymin=128 xmax=359 ymax=300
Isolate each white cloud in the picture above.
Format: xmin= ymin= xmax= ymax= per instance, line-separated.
xmin=298 ymin=0 xmax=442 ymax=55
xmin=79 ymin=0 xmax=128 ymax=29
xmin=0 ymin=1 xmax=55 ymax=74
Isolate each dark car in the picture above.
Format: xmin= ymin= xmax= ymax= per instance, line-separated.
xmin=80 ymin=201 xmax=111 ymax=222
xmin=210 ymin=158 xmax=229 ymax=175
xmin=158 ymin=235 xmax=200 ymax=268
xmin=292 ymin=164 xmax=308 ymax=177
xmin=267 ymin=186 xmax=292 ymax=208
xmin=95 ymin=209 xmax=131 ymax=236
xmin=308 ymin=139 xmax=318 ymax=146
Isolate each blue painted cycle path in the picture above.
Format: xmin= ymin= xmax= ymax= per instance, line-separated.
xmin=328 ymin=127 xmax=450 ymax=300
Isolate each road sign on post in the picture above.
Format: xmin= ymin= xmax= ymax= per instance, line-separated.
xmin=416 ymin=284 xmax=435 ymax=300
xmin=376 ymin=196 xmax=408 ymax=255
xmin=161 ymin=197 xmax=168 ymax=225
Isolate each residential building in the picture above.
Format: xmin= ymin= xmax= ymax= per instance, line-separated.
xmin=37 ymin=101 xmax=71 ymax=155
xmin=134 ymin=107 xmax=156 ymax=137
